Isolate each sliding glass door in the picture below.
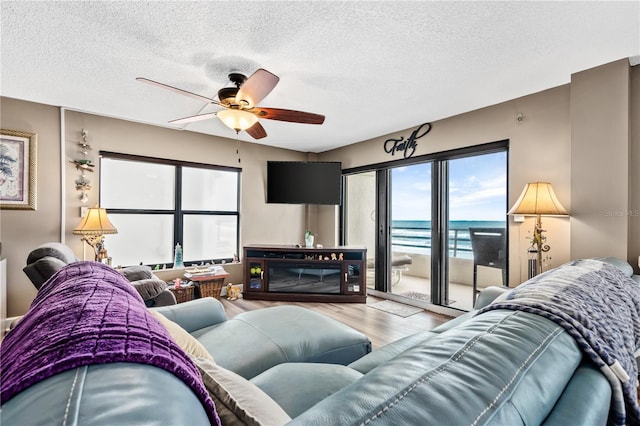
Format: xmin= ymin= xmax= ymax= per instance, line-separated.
xmin=342 ymin=141 xmax=508 ymax=311
xmin=344 ymin=171 xmax=377 ymax=289
xmin=389 ymin=163 xmax=432 ymax=302
xmin=446 ymin=152 xmax=507 ymax=311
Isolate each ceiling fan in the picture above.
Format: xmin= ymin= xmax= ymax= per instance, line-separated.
xmin=136 ymin=69 xmax=325 ymax=139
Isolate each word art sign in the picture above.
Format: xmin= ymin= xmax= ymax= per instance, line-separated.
xmin=383 ymin=123 xmax=432 ymax=159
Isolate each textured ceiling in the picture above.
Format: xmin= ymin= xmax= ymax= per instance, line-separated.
xmin=1 ymin=1 xmax=639 ymax=153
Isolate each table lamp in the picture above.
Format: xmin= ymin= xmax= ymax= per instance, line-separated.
xmin=507 ymin=182 xmax=568 ymax=276
xmin=73 ymin=206 xmax=118 ymax=262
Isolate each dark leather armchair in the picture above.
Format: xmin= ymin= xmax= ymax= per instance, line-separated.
xmin=469 ymin=228 xmax=507 ymax=306
xmin=118 ymin=265 xmax=176 ymax=307
xmin=24 ymin=243 xmax=176 ymax=307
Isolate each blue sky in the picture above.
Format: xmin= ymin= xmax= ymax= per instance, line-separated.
xmin=391 ymin=152 xmax=507 ymax=221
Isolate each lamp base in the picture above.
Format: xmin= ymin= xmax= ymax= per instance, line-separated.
xmin=527 ymin=248 xmax=538 ymax=279
xmin=97 ymin=247 xmax=112 ymax=266
xmin=529 ymin=214 xmax=550 ymax=278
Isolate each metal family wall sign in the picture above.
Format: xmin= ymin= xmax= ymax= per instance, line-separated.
xmin=383 ymin=122 xmax=432 ymax=159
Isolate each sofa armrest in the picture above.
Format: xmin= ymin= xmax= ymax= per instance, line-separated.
xmin=130 ymin=278 xmax=167 ymax=300
xmin=474 ymin=286 xmax=510 ymax=310
xmin=150 ymin=289 xmax=177 ymax=307
xmin=152 ymin=297 xmax=227 ymax=333
xmin=541 ymin=363 xmax=611 ymax=426
xmin=593 ymin=256 xmax=634 ymax=277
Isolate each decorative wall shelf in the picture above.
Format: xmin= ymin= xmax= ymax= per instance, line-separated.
xmin=71 ymin=129 xmax=93 ymax=203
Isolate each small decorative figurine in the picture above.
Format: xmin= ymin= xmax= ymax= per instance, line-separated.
xmin=226 ymin=283 xmax=242 ymax=301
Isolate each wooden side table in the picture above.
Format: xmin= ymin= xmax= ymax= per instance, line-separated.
xmin=189 ymin=273 xmax=229 ymax=299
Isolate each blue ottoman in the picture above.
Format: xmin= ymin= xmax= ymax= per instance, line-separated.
xmin=157 ymin=299 xmax=372 ymax=379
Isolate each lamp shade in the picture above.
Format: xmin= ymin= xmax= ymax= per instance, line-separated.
xmin=73 ymin=207 xmax=118 ymax=235
xmin=217 ymin=109 xmax=259 ymax=131
xmin=508 ymin=182 xmax=568 ymax=216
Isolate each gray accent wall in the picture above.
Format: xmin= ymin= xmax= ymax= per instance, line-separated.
xmin=570 ymin=59 xmax=631 ymax=261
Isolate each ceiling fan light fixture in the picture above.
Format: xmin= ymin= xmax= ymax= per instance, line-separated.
xmin=138 ymin=68 xmax=324 ymax=140
xmin=217 ymin=109 xmax=259 ymax=131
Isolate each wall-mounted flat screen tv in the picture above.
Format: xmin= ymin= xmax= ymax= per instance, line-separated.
xmin=267 ymin=161 xmax=342 ymax=205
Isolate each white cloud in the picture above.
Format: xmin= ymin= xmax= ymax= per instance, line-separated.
xmin=412 ymin=181 xmax=430 ymax=192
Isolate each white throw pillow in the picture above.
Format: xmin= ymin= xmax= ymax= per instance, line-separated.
xmin=193 ymin=357 xmax=292 ymax=426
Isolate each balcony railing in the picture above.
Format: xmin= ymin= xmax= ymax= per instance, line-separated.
xmin=391 ymin=226 xmax=473 ymax=258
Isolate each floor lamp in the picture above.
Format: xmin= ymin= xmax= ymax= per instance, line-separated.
xmin=508 ymin=182 xmax=568 ymax=277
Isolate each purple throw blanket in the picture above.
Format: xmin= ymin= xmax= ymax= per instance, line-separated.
xmin=478 ymin=259 xmax=640 ymax=426
xmin=0 ymin=261 xmax=220 ymax=426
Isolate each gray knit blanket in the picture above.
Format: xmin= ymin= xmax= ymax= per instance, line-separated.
xmin=477 ymin=259 xmax=640 ymax=425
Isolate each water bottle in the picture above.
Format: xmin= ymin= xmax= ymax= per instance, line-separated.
xmin=174 ymin=243 xmax=184 ymax=269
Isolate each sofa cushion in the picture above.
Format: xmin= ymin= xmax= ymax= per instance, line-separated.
xmin=251 ymin=363 xmax=363 ymax=418
xmin=194 ymin=357 xmax=291 ymax=426
xmin=194 ymin=305 xmax=371 ymax=379
xmin=349 ymin=330 xmax=437 ymax=374
xmin=349 ymin=312 xmax=485 ymax=374
xmin=148 ymin=309 xmax=213 ymax=362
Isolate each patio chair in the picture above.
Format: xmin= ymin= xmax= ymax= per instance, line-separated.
xmin=469 ymin=228 xmax=507 ymax=305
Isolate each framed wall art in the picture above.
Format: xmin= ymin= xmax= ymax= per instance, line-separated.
xmin=0 ymin=129 xmax=37 ymax=210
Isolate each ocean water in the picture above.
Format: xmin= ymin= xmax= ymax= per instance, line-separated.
xmin=391 ymin=220 xmax=506 ymax=258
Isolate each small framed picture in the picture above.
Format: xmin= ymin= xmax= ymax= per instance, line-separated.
xmin=0 ymin=129 xmax=37 ymax=210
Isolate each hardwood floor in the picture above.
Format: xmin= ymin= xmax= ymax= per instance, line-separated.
xmin=218 ymin=295 xmax=451 ymax=350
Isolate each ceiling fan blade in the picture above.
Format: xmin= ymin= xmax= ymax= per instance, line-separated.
xmin=245 ymin=121 xmax=267 ymax=139
xmin=168 ymin=112 xmax=218 ymax=124
xmin=235 ymin=69 xmax=279 ymax=108
xmin=251 ymin=107 xmax=325 ymax=125
xmin=136 ymin=77 xmax=220 ymax=105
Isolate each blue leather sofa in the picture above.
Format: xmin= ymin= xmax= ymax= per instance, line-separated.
xmin=2 ymin=257 xmax=638 ymax=425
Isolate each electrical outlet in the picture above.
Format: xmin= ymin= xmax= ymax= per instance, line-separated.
xmin=80 ymin=206 xmax=88 ymax=217
xmin=513 ymin=215 xmax=525 ymax=223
